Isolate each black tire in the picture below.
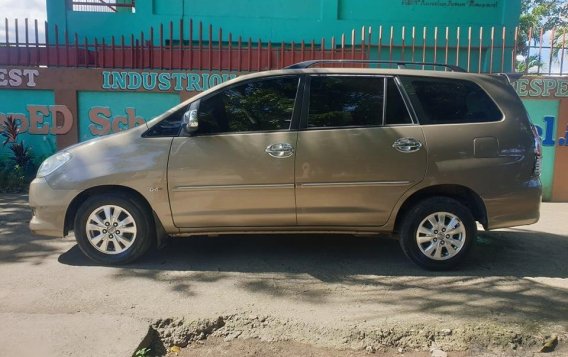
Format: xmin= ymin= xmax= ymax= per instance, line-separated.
xmin=74 ymin=193 xmax=155 ymax=265
xmin=399 ymin=197 xmax=476 ymax=270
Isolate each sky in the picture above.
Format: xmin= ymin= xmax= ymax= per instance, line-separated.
xmin=0 ymin=0 xmax=47 ymax=42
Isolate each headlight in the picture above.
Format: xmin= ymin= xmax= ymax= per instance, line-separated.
xmin=36 ymin=152 xmax=72 ymax=178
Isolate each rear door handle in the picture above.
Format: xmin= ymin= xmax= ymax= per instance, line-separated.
xmin=393 ymin=138 xmax=423 ymax=153
xmin=265 ymin=143 xmax=294 ymax=158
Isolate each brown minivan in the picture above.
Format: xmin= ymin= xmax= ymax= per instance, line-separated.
xmin=29 ymin=61 xmax=542 ymax=269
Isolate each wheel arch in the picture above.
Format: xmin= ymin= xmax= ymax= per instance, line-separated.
xmin=394 ymin=184 xmax=487 ymax=233
xmin=64 ymin=185 xmax=165 ymax=245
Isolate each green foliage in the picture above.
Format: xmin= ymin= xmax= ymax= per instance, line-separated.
xmin=519 ymin=1 xmax=566 ymax=49
xmin=0 ymin=162 xmax=27 ymax=193
xmin=0 ymin=115 xmax=37 ymax=192
xmin=518 ymin=0 xmax=568 ymax=71
xmin=9 ymin=141 xmax=32 ymax=168
xmin=516 ymin=54 xmax=544 ymax=73
xmin=552 ymin=27 xmax=568 ymax=58
xmin=521 ymin=0 xmax=567 ymax=31
xmin=134 ymin=347 xmax=152 ymax=357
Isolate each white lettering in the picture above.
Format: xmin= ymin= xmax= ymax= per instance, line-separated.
xmin=0 ymin=69 xmax=7 ymax=86
xmin=23 ymin=69 xmax=39 ymax=87
xmin=8 ymin=69 xmax=22 ymax=86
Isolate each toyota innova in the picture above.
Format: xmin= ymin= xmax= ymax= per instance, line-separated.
xmin=29 ymin=61 xmax=542 ymax=269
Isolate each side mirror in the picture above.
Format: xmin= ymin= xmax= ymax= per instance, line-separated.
xmin=183 ymin=110 xmax=199 ymax=134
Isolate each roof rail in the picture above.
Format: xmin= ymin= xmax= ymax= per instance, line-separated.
xmin=491 ymin=72 xmax=523 ymax=85
xmin=285 ymin=60 xmax=466 ymax=72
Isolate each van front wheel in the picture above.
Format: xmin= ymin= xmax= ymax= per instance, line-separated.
xmin=74 ymin=193 xmax=154 ymax=265
xmin=399 ymin=197 xmax=475 ymax=270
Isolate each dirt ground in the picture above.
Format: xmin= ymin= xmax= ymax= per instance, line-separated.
xmin=177 ymin=337 xmax=434 ymax=356
xmin=173 ymin=336 xmax=534 ymax=357
xmin=0 ymin=193 xmax=567 ymax=356
xmin=150 ymin=314 xmax=568 ymax=357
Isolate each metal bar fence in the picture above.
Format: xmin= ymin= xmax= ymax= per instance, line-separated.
xmin=0 ymin=18 xmax=566 ymax=75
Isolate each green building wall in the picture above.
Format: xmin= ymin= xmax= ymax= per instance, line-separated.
xmin=47 ymin=0 xmax=520 ymax=48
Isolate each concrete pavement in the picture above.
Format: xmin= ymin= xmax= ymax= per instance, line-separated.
xmin=0 ymin=194 xmax=567 ymax=356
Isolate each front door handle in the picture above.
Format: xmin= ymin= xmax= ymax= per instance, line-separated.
xmin=393 ymin=138 xmax=423 ymax=153
xmin=265 ymin=143 xmax=294 ymax=158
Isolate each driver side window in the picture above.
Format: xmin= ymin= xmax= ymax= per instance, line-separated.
xmin=197 ymin=76 xmax=299 ymax=135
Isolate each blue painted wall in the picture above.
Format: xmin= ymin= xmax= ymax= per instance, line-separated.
xmin=77 ymin=91 xmax=179 ymax=141
xmin=0 ymin=90 xmax=56 ymax=161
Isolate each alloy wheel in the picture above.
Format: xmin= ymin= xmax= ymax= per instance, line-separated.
xmin=85 ymin=205 xmax=137 ymax=255
xmin=415 ymin=211 xmax=466 ymax=261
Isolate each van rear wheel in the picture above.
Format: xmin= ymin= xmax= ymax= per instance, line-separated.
xmin=74 ymin=193 xmax=154 ymax=265
xmin=399 ymin=197 xmax=475 ymax=270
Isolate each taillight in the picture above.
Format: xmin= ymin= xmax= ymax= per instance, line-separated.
xmin=531 ymin=124 xmax=542 ymax=177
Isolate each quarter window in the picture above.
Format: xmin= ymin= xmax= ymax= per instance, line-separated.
xmin=307 ymin=76 xmax=384 ymax=128
xmin=400 ymin=77 xmax=502 ymax=124
xmin=143 ymin=105 xmax=187 ymax=137
xmin=196 ymin=76 xmax=299 ymax=135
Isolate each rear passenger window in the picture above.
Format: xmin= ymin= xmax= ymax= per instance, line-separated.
xmin=308 ymin=76 xmax=384 ymax=128
xmin=400 ymin=77 xmax=502 ymax=124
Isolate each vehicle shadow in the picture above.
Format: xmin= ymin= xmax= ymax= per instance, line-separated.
xmin=59 ymin=230 xmax=568 ymax=279
xmin=59 ymin=230 xmax=568 ymax=324
xmin=0 ymin=193 xmax=63 ymax=265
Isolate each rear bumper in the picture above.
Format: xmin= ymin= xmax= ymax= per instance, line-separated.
xmin=484 ymin=178 xmax=541 ymax=230
xmin=28 ymin=177 xmax=79 ymax=237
